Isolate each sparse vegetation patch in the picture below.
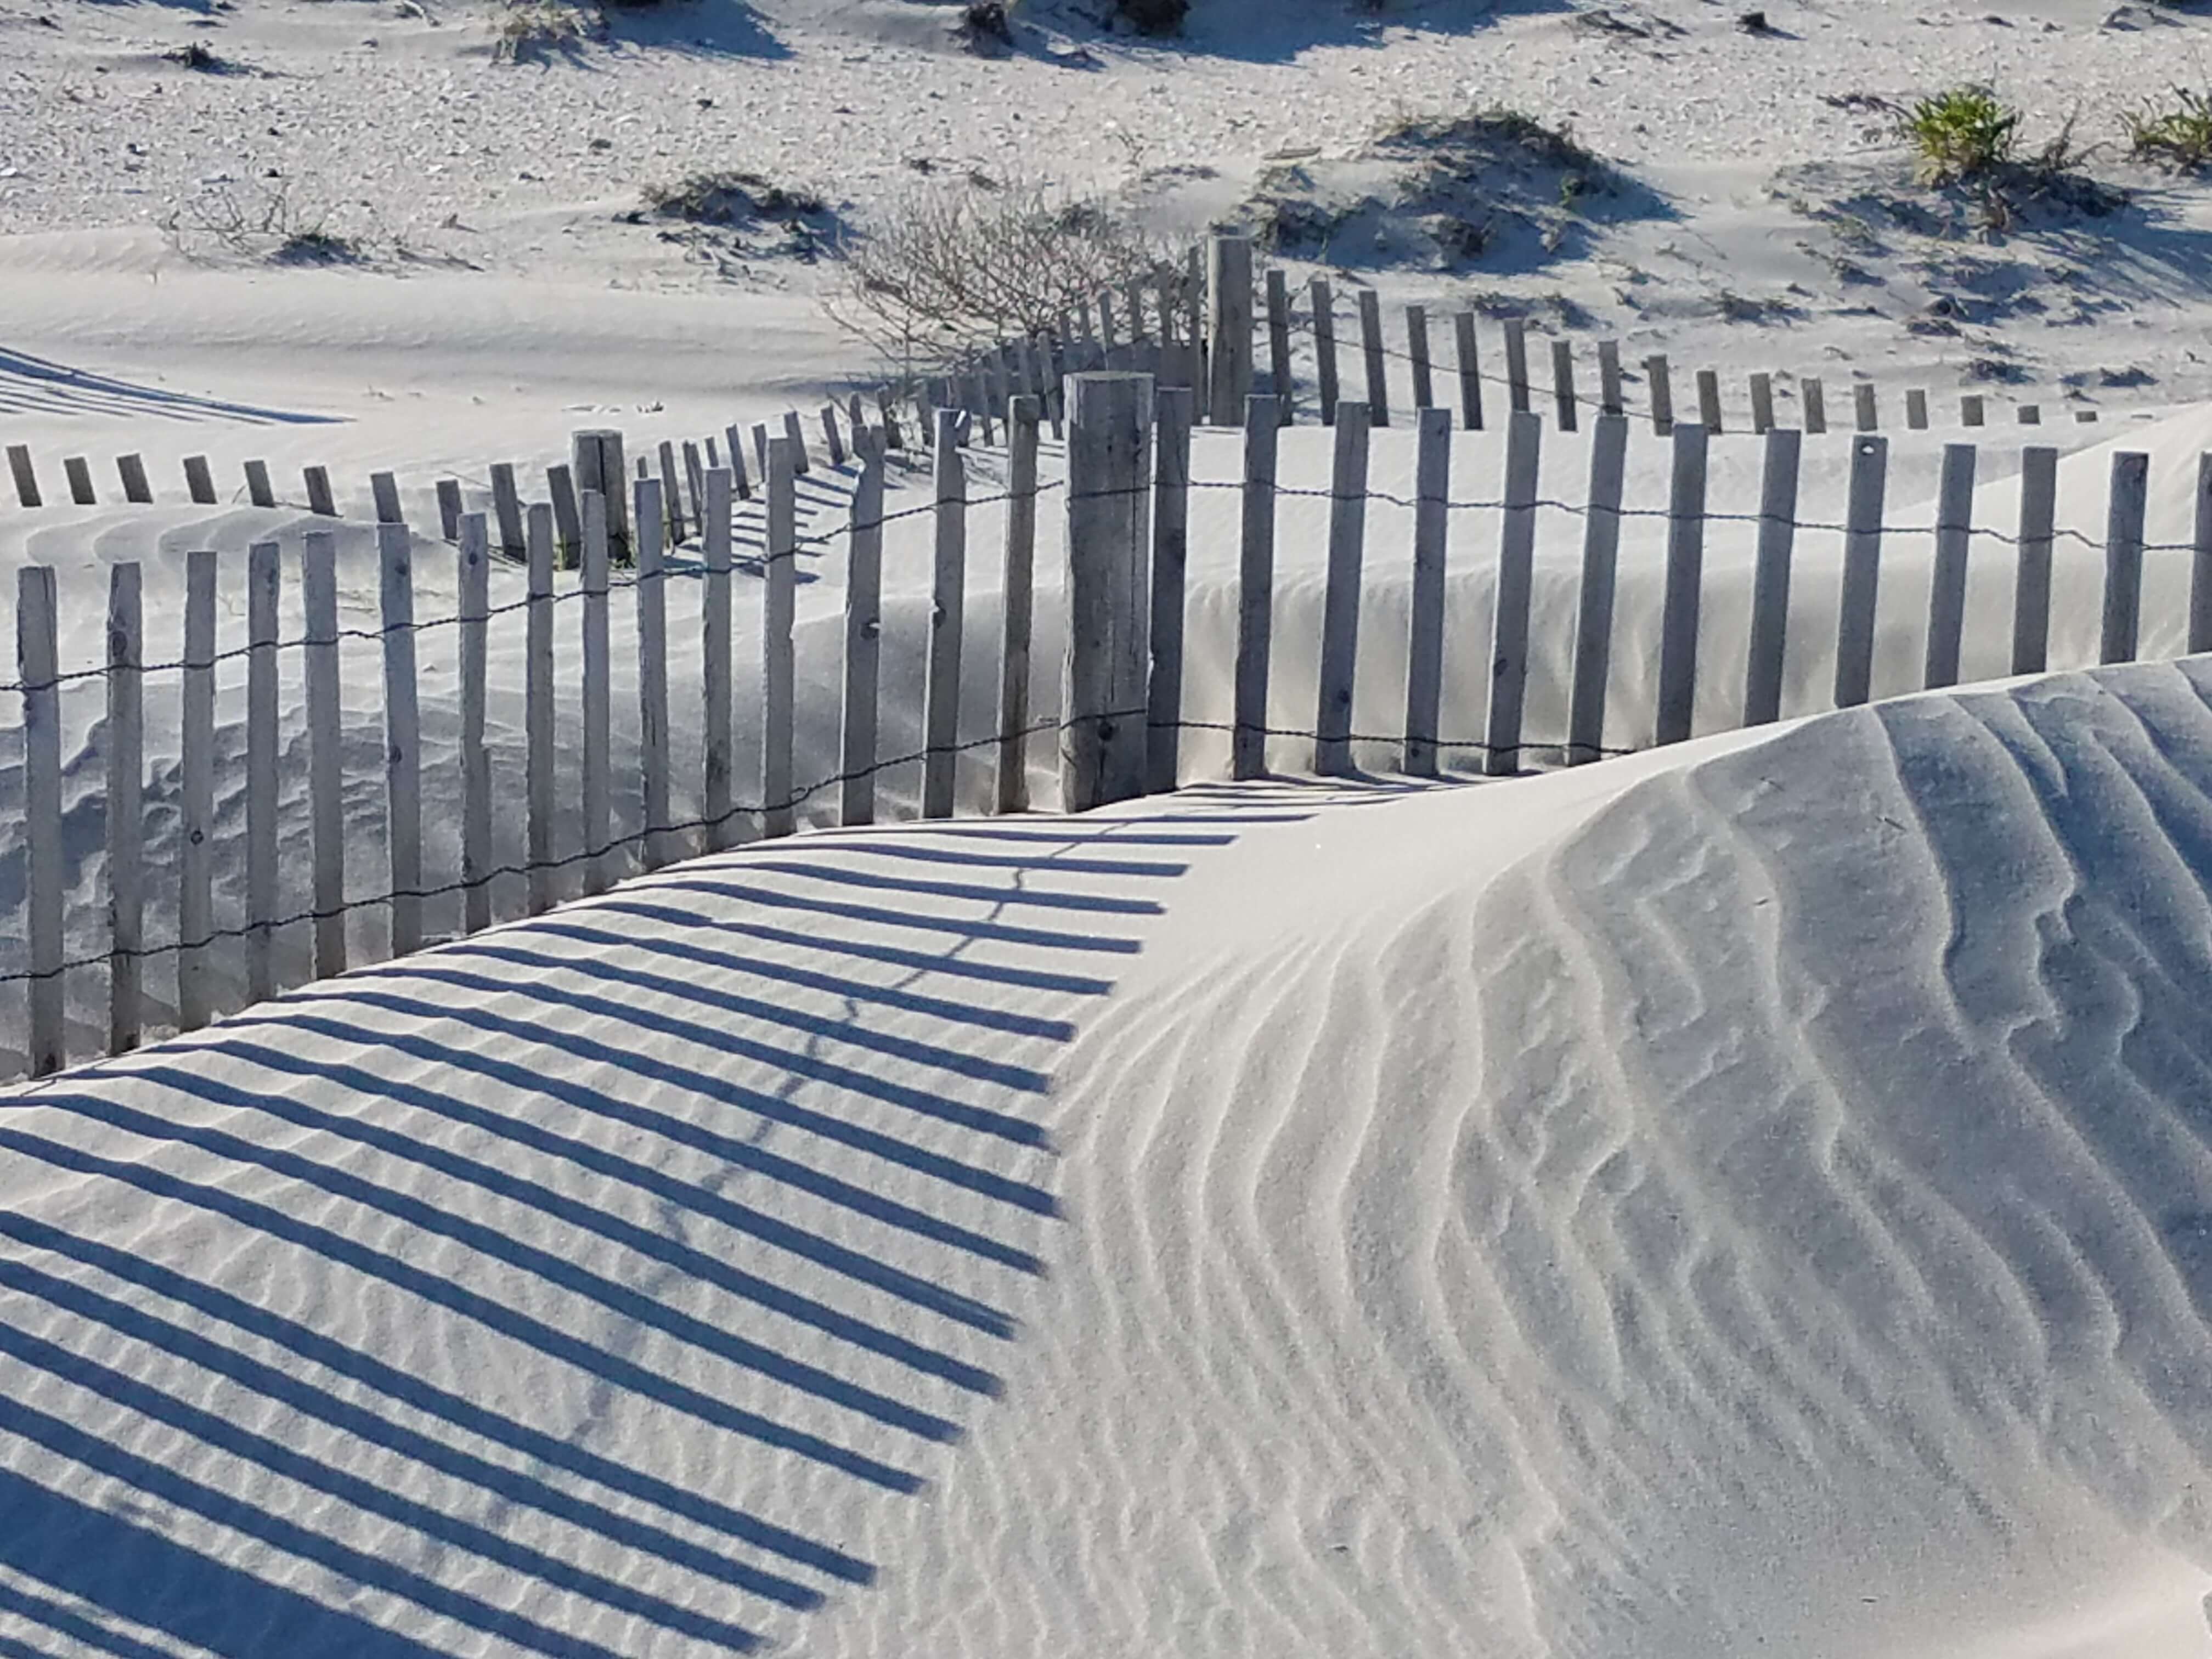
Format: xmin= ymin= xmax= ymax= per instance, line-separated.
xmin=2124 ymin=88 xmax=2212 ymax=170
xmin=1902 ymin=86 xmax=2019 ymax=183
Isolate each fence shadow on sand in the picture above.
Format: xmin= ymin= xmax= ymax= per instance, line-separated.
xmin=0 ymin=798 xmax=1317 ymax=1656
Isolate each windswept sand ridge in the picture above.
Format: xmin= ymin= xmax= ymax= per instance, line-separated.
xmin=810 ymin=659 xmax=2212 ymax=1659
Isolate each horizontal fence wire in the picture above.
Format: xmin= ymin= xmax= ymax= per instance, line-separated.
xmin=0 ymin=710 xmax=1615 ymax=990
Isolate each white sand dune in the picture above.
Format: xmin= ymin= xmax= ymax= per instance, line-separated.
xmin=3 ymin=654 xmax=2210 ymax=1657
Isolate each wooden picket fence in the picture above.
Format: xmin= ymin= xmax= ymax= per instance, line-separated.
xmin=5 ymin=236 xmax=2210 ymax=1082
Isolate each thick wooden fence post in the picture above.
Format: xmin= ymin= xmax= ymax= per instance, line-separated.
xmin=1147 ymin=388 xmax=1194 ymax=792
xmin=1314 ymin=403 xmax=1372 ymax=776
xmin=301 ymin=532 xmax=346 ymax=977
xmin=763 ymin=436 xmax=799 ymax=837
xmin=1833 ymin=435 xmax=1888 ymax=708
xmin=997 ymin=399 xmax=1041 ymax=814
xmin=1403 ymin=407 xmax=1453 ymax=777
xmin=523 ymin=505 xmax=557 ymax=908
xmin=1483 ymin=411 xmax=1543 ymax=776
xmin=842 ymin=443 xmax=887 ymax=827
xmin=633 ymin=477 xmax=673 ymax=866
xmin=458 ymin=514 xmax=493 ymax=930
xmin=1455 ymin=313 xmax=1483 ymax=431
xmin=1233 ymin=395 xmax=1281 ymax=781
xmin=1743 ymin=427 xmax=1804 ymax=726
xmin=1566 ymin=413 xmax=1630 ymax=765
xmin=245 ymin=541 xmax=281 ymax=1002
xmin=2101 ymin=451 xmax=2149 ymax=665
xmin=1311 ymin=278 xmax=1339 ymax=427
xmin=1062 ymin=373 xmax=1155 ymax=811
xmin=1654 ymin=424 xmax=1709 ymax=745
xmin=380 ymin=521 xmax=422 ymax=956
xmin=922 ymin=410 xmax=968 ymax=819
xmin=581 ymin=489 xmax=613 ymax=893
xmin=106 ymin=562 xmax=144 ymax=1053
xmin=179 ymin=549 xmax=218 ymax=1030
xmin=572 ymin=430 xmax=630 ymax=560
xmin=18 ymin=566 xmax=64 ymax=1075
xmin=2012 ymin=447 xmax=2058 ymax=675
xmin=1923 ymin=443 xmax=1977 ymax=690
xmin=1207 ymin=234 xmax=1254 ymax=428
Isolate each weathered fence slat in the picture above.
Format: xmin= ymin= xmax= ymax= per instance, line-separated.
xmin=1266 ymin=269 xmax=1293 ymax=422
xmin=1598 ymin=340 xmax=1624 ymax=416
xmin=380 ymin=521 xmax=422 ymax=956
xmin=763 ymin=436 xmax=799 ymax=838
xmin=572 ymin=429 xmax=630 ymax=558
xmin=1403 ymin=407 xmax=1453 ymax=777
xmin=1853 ymin=382 xmax=1878 ymax=433
xmin=301 ymin=532 xmax=346 ymax=978
xmin=1504 ymin=319 xmax=1532 ymax=416
xmin=19 ymin=566 xmax=64 ymax=1075
xmin=458 ymin=513 xmax=493 ymax=932
xmin=1554 ymin=340 xmax=1579 ymax=432
xmin=245 ymin=459 xmax=276 ymax=509
xmin=634 ymin=477 xmax=673 ymax=867
xmin=5 ymin=444 xmax=38 ymax=507
xmin=522 ymin=504 xmax=557 ymax=911
xmin=1655 ymin=424 xmax=1710 ymax=746
xmin=2018 ymin=404 xmax=2042 ymax=426
xmin=1644 ymin=354 xmax=1673 ymax=436
xmin=1408 ymin=306 xmax=1435 ymax=412
xmin=2192 ymin=453 xmax=2212 ymax=656
xmin=1566 ymin=413 xmax=1630 ymax=765
xmin=118 ymin=453 xmax=152 ymax=504
xmin=1233 ymin=395 xmax=1280 ymax=782
xmin=1314 ymin=403 xmax=1373 ymax=776
xmin=1147 ymin=388 xmax=1194 ymax=793
xmin=1802 ymin=377 xmax=1827 ymax=435
xmin=654 ymin=443 xmax=685 ymax=549
xmin=304 ymin=465 xmax=337 ymax=517
xmin=1749 ymin=372 xmax=1775 ymax=435
xmin=1961 ymin=395 xmax=1986 ymax=427
xmin=1743 ymin=427 xmax=1804 ymax=727
xmin=1062 ymin=373 xmax=1155 ymax=811
xmin=1923 ymin=443 xmax=1978 ymax=690
xmin=2012 ymin=447 xmax=2059 ymax=675
xmin=65 ymin=457 xmax=95 ymax=506
xmin=1358 ymin=290 xmax=1390 ymax=429
xmin=1311 ymin=278 xmax=1339 ymax=427
xmin=581 ymin=489 xmax=613 ymax=894
xmin=1833 ymin=435 xmax=1889 ymax=708
xmin=1455 ymin=312 xmax=1484 ymax=431
xmin=923 ymin=411 xmax=968 ymax=819
xmin=842 ymin=444 xmax=887 ymax=827
xmin=179 ymin=549 xmax=218 ymax=1031
xmin=106 ymin=562 xmax=144 ymax=1054
xmin=490 ymin=462 xmax=526 ymax=557
xmin=698 ymin=468 xmax=735 ymax=850
xmin=2101 ymin=451 xmax=2149 ymax=665
xmin=246 ymin=540 xmax=281 ymax=1002
xmin=547 ymin=461 xmax=583 ymax=565
xmin=1906 ymin=388 xmax=1930 ymax=430
xmin=995 ymin=400 xmax=1042 ymax=815
xmin=1695 ymin=369 xmax=1722 ymax=435
xmin=783 ymin=409 xmax=812 ymax=476
xmin=1483 ymin=410 xmax=1543 ymax=776
xmin=183 ymin=455 xmax=216 ymax=506
xmin=372 ymin=471 xmax=403 ymax=524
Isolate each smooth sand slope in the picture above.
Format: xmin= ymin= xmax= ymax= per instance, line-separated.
xmin=3 ymin=655 xmax=2211 ymax=1657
